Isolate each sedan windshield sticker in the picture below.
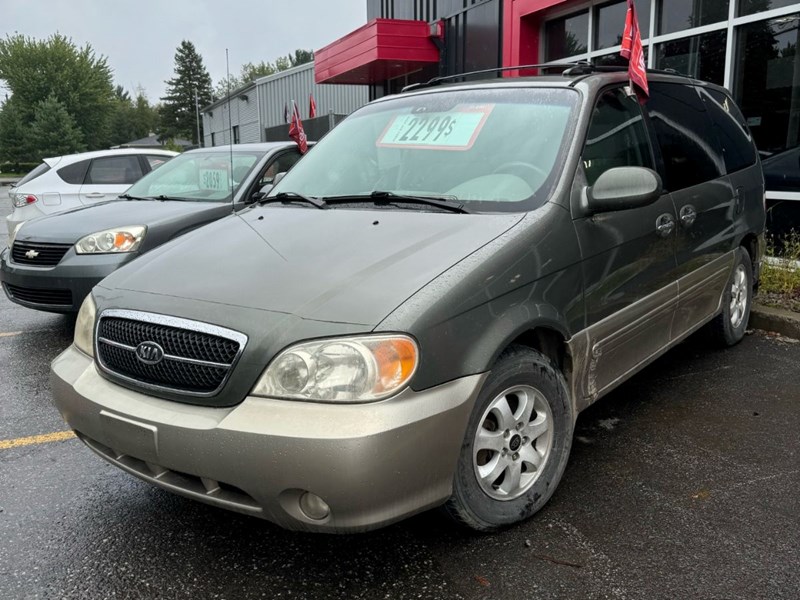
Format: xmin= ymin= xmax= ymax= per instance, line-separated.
xmin=377 ymin=105 xmax=494 ymax=151
xmin=199 ymin=168 xmax=229 ymax=191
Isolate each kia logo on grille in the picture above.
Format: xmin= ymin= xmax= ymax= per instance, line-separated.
xmin=25 ymin=250 xmax=40 ymax=259
xmin=135 ymin=341 xmax=165 ymax=365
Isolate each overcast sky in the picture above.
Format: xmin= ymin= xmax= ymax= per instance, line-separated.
xmin=2 ymin=0 xmax=367 ymax=100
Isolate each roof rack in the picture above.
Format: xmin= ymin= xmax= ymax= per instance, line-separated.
xmin=400 ymin=62 xmax=689 ymax=93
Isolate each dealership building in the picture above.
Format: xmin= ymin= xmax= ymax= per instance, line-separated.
xmin=314 ymin=0 xmax=800 ymax=226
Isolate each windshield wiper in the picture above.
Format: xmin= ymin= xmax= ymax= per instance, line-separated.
xmin=153 ymin=194 xmax=191 ymax=201
xmin=324 ymin=191 xmax=471 ymax=214
xmin=119 ymin=194 xmax=151 ymax=201
xmin=259 ymin=191 xmax=328 ymax=210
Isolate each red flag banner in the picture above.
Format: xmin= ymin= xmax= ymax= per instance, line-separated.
xmin=620 ymin=0 xmax=649 ymax=103
xmin=289 ymin=101 xmax=308 ymax=154
xmin=309 ymin=93 xmax=317 ymax=119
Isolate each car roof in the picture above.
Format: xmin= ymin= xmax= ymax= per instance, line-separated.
xmin=186 ymin=142 xmax=303 ymax=153
xmin=386 ymin=67 xmax=728 ymax=102
xmin=43 ymin=147 xmax=177 ymax=166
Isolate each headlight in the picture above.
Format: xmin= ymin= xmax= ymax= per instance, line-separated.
xmin=75 ymin=226 xmax=145 ymax=254
xmin=74 ymin=294 xmax=97 ymax=357
xmin=251 ymin=334 xmax=418 ymax=402
xmin=8 ymin=222 xmax=23 ymax=248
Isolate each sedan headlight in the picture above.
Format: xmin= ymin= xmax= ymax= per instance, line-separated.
xmin=251 ymin=334 xmax=418 ymax=402
xmin=74 ymin=294 xmax=97 ymax=357
xmin=8 ymin=222 xmax=23 ymax=248
xmin=75 ymin=226 xmax=145 ymax=254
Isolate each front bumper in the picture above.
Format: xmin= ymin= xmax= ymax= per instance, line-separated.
xmin=1 ymin=248 xmax=134 ymax=313
xmin=51 ymin=345 xmax=485 ymax=533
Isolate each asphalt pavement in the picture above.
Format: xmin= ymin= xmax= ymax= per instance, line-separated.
xmin=1 ymin=186 xmax=799 ymax=599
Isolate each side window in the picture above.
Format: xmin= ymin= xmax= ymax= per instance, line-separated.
xmin=146 ymin=155 xmax=170 ymax=172
xmin=258 ymin=151 xmax=302 ymax=188
xmin=583 ymin=88 xmax=654 ymax=186
xmin=57 ymin=159 xmax=90 ymax=185
xmin=85 ymin=156 xmax=144 ymax=185
xmin=700 ymin=87 xmax=758 ymax=175
xmin=646 ymin=83 xmax=725 ymax=191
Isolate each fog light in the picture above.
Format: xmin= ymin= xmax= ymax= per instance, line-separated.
xmin=299 ymin=492 xmax=330 ymax=520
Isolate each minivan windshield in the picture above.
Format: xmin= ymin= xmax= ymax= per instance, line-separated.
xmin=274 ymin=87 xmax=578 ymax=212
xmin=125 ymin=150 xmax=265 ymax=202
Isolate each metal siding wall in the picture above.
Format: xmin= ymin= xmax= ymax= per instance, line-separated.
xmin=462 ymin=1 xmax=501 ymax=72
xmin=374 ymin=0 xmax=500 ymax=22
xmin=367 ymin=0 xmax=381 ymax=19
xmin=240 ymin=121 xmax=261 ymax=144
xmin=256 ymin=63 xmax=368 ymax=129
xmin=201 ymin=63 xmax=368 ymax=145
xmin=231 ymin=94 xmax=260 ymax=143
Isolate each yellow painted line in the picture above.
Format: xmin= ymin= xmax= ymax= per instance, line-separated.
xmin=0 ymin=331 xmax=22 ymax=338
xmin=0 ymin=430 xmax=76 ymax=450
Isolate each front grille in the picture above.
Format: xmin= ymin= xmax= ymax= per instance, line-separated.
xmin=12 ymin=241 xmax=72 ymax=266
xmin=4 ymin=283 xmax=72 ymax=306
xmin=96 ymin=311 xmax=246 ymax=397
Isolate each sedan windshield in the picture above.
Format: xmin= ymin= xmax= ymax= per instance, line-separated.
xmin=125 ymin=150 xmax=265 ymax=202
xmin=273 ymin=87 xmax=578 ymax=212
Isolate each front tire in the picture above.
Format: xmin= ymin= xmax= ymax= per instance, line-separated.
xmin=443 ymin=345 xmax=574 ymax=531
xmin=707 ymin=248 xmax=753 ymax=347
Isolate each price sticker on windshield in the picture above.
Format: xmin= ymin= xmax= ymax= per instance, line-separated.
xmin=377 ymin=105 xmax=494 ymax=151
xmin=199 ymin=169 xmax=229 ymax=191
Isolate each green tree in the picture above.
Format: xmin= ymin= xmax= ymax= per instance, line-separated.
xmin=288 ymin=49 xmax=314 ymax=67
xmin=28 ymin=94 xmax=85 ymax=157
xmin=0 ymin=34 xmax=114 ymax=150
xmin=105 ymin=87 xmax=159 ymax=146
xmin=215 ymin=61 xmax=276 ymax=98
xmin=131 ymin=91 xmax=159 ymax=137
xmin=160 ymin=40 xmax=213 ymax=144
xmin=0 ymin=97 xmax=32 ymax=163
xmin=213 ymin=50 xmax=314 ymax=99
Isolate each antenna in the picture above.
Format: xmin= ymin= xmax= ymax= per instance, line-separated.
xmin=227 ymin=48 xmax=235 ymax=214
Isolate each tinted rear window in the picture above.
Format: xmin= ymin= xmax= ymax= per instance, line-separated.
xmin=15 ymin=162 xmax=51 ymax=186
xmin=85 ymin=155 xmax=144 ymax=185
xmin=646 ymin=82 xmax=725 ymax=191
xmin=700 ymin=87 xmax=758 ymax=174
xmin=57 ymin=159 xmax=90 ymax=185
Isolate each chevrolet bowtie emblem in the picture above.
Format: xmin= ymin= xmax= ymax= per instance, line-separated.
xmin=25 ymin=250 xmax=40 ymax=259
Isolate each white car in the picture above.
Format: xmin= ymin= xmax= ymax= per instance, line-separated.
xmin=6 ymin=148 xmax=177 ymax=235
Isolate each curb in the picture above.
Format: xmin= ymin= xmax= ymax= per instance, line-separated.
xmin=750 ymin=303 xmax=800 ymax=340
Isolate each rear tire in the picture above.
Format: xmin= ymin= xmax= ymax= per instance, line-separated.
xmin=443 ymin=345 xmax=573 ymax=532
xmin=707 ymin=248 xmax=753 ymax=347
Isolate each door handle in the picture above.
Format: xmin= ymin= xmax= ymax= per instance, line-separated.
xmin=656 ymin=213 xmax=676 ymax=238
xmin=84 ymin=193 xmax=105 ymax=198
xmin=679 ymin=205 xmax=697 ymax=227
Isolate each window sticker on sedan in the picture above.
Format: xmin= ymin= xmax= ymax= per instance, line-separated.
xmin=199 ymin=169 xmax=229 ymax=191
xmin=377 ymin=105 xmax=494 ymax=151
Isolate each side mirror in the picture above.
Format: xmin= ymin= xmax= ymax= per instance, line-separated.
xmin=272 ymin=172 xmax=287 ymax=186
xmin=248 ymin=183 xmax=273 ymax=204
xmin=586 ymin=167 xmax=663 ymax=214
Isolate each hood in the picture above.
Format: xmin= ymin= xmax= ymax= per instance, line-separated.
xmin=16 ymin=200 xmax=228 ymax=244
xmin=99 ymin=206 xmax=524 ymax=326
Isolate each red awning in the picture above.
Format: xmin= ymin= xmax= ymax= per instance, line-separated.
xmin=315 ymin=19 xmax=441 ymax=85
